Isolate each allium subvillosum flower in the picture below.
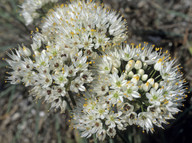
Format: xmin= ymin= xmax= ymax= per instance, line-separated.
xmin=35 ymin=0 xmax=128 ymax=58
xmin=6 ymin=42 xmax=95 ymax=113
xmin=73 ymin=42 xmax=188 ymax=140
xmin=6 ymin=0 xmax=128 ymax=113
xmin=20 ymin=0 xmax=59 ymax=25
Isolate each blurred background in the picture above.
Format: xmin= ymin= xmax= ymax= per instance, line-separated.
xmin=0 ymin=0 xmax=192 ymax=143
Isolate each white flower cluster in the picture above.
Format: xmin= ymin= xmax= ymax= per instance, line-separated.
xmin=73 ymin=43 xmax=187 ymax=140
xmin=20 ymin=0 xmax=58 ymax=25
xmin=73 ymin=95 xmax=126 ymax=141
xmin=6 ymin=0 xmax=187 ymax=141
xmin=37 ymin=0 xmax=128 ymax=57
xmin=6 ymin=43 xmax=94 ymax=112
xmin=7 ymin=0 xmax=127 ymax=113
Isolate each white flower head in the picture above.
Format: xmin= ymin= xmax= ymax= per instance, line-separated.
xmin=88 ymin=42 xmax=187 ymax=135
xmin=39 ymin=0 xmax=128 ymax=57
xmin=6 ymin=42 xmax=94 ymax=113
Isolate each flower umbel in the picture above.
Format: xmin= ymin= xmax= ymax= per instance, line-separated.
xmin=36 ymin=0 xmax=128 ymax=57
xmin=6 ymin=0 xmax=128 ymax=114
xmin=73 ymin=42 xmax=187 ymax=140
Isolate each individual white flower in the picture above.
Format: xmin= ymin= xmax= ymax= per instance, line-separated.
xmin=92 ymin=78 xmax=109 ymax=96
xmin=94 ymin=33 xmax=110 ymax=49
xmin=72 ymin=51 xmax=88 ymax=71
xmin=147 ymin=105 xmax=161 ymax=117
xmin=105 ymin=112 xmax=123 ymax=128
xmin=52 ymin=72 xmax=68 ymax=87
xmin=96 ymin=129 xmax=106 ymax=141
xmin=39 ymin=73 xmax=53 ymax=88
xmin=137 ymin=112 xmax=154 ymax=133
xmin=21 ymin=71 xmax=35 ymax=86
xmin=146 ymin=88 xmax=164 ymax=106
xmin=96 ymin=56 xmax=112 ymax=74
xmin=53 ymin=86 xmax=67 ymax=97
xmin=123 ymin=83 xmax=141 ymax=100
xmin=108 ymin=90 xmax=124 ymax=104
xmin=107 ymin=127 xmax=116 ymax=138
xmin=18 ymin=45 xmax=31 ymax=57
xmin=91 ymin=120 xmax=103 ymax=134
xmin=107 ymin=49 xmax=121 ymax=68
xmin=80 ymin=71 xmax=93 ymax=83
xmin=125 ymin=112 xmax=137 ymax=125
xmin=119 ymin=44 xmax=134 ymax=61
xmin=110 ymin=73 xmax=127 ymax=89
xmin=121 ymin=103 xmax=134 ymax=113
xmin=34 ymin=50 xmax=49 ymax=69
xmin=70 ymin=78 xmax=86 ymax=93
xmin=6 ymin=49 xmax=21 ymax=63
xmin=81 ymin=34 xmax=94 ymax=50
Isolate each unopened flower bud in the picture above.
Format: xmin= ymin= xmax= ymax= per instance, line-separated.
xmin=143 ymin=62 xmax=148 ymax=70
xmin=128 ymin=71 xmax=134 ymax=78
xmin=22 ymin=46 xmax=31 ymax=56
xmin=131 ymin=74 xmax=140 ymax=84
xmin=138 ymin=69 xmax=144 ymax=75
xmin=142 ymin=74 xmax=148 ymax=81
xmin=34 ymin=50 xmax=40 ymax=56
xmin=113 ymin=59 xmax=121 ymax=68
xmin=125 ymin=60 xmax=135 ymax=72
xmin=153 ymin=82 xmax=159 ymax=90
xmin=154 ymin=58 xmax=163 ymax=71
xmin=135 ymin=60 xmax=142 ymax=69
xmin=147 ymin=78 xmax=154 ymax=85
xmin=143 ymin=82 xmax=151 ymax=92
